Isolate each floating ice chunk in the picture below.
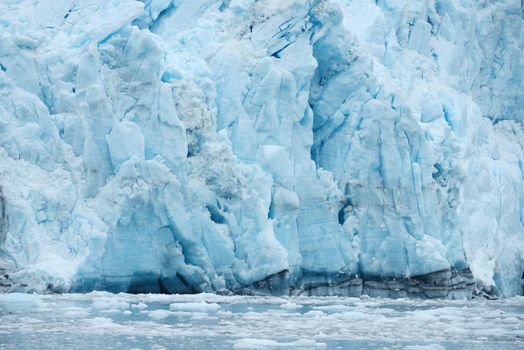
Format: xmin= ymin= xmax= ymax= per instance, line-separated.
xmin=0 ymin=293 xmax=43 ymax=312
xmin=279 ymin=302 xmax=302 ymax=310
xmin=404 ymin=345 xmax=446 ymax=350
xmin=313 ymin=305 xmax=355 ymax=313
xmin=63 ymin=307 xmax=91 ymax=318
xmin=131 ymin=302 xmax=148 ymax=310
xmin=169 ymin=302 xmax=221 ymax=313
xmin=303 ymin=310 xmax=325 ymax=318
xmin=147 ymin=309 xmax=174 ymax=320
xmin=233 ymin=338 xmax=326 ymax=349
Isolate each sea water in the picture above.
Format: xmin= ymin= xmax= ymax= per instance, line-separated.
xmin=0 ymin=293 xmax=523 ymax=349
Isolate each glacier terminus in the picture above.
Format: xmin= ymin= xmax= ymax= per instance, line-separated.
xmin=0 ymin=0 xmax=523 ymax=299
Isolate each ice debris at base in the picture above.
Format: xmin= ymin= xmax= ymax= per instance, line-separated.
xmin=233 ymin=338 xmax=327 ymax=349
xmin=0 ymin=0 xmax=523 ymax=297
xmin=0 ymin=293 xmax=523 ymax=349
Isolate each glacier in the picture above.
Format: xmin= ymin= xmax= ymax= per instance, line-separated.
xmin=0 ymin=0 xmax=523 ymax=298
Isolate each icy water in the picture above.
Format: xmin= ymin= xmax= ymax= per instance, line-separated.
xmin=0 ymin=293 xmax=523 ymax=349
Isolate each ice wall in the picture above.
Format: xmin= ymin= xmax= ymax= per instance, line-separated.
xmin=0 ymin=0 xmax=522 ymax=297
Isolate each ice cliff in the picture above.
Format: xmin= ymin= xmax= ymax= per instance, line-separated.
xmin=0 ymin=0 xmax=523 ymax=297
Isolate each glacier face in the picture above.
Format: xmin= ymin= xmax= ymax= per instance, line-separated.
xmin=0 ymin=0 xmax=523 ymax=297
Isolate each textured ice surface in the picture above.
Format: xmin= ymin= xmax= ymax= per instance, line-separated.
xmin=0 ymin=293 xmax=523 ymax=349
xmin=0 ymin=0 xmax=523 ymax=296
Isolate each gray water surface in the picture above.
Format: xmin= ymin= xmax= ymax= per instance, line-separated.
xmin=1 ymin=293 xmax=523 ymax=349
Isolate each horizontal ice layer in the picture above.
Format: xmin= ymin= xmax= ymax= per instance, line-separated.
xmin=0 ymin=0 xmax=523 ymax=297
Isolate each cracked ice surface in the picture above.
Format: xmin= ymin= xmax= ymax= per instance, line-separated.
xmin=0 ymin=293 xmax=524 ymax=349
xmin=0 ymin=0 xmax=523 ymax=296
